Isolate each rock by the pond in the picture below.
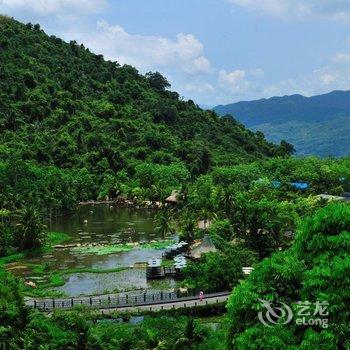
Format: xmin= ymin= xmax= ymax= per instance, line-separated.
xmin=25 ymin=281 xmax=37 ymax=289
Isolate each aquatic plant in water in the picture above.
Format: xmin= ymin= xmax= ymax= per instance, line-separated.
xmin=72 ymin=240 xmax=176 ymax=255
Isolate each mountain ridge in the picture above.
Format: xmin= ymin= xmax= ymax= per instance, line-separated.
xmin=214 ymin=90 xmax=350 ymax=156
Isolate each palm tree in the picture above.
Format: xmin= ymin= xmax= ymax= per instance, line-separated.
xmin=15 ymin=206 xmax=45 ymax=250
xmin=180 ymin=210 xmax=197 ymax=244
xmin=200 ymin=208 xmax=217 ymax=231
xmin=174 ymin=318 xmax=207 ymax=349
xmin=143 ymin=328 xmax=167 ymax=350
xmin=218 ymin=187 xmax=235 ymax=216
xmin=155 ymin=208 xmax=175 ymax=239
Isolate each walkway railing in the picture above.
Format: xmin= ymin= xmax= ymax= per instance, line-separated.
xmin=27 ymin=290 xmax=230 ymax=311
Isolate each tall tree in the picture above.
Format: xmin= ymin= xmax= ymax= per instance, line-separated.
xmin=15 ymin=206 xmax=45 ymax=250
xmin=155 ymin=208 xmax=175 ymax=239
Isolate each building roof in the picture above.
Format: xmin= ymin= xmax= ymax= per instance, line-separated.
xmin=165 ymin=190 xmax=179 ymax=203
xmin=191 ymin=234 xmax=217 ymax=259
xmin=148 ymin=258 xmax=161 ymax=267
xmin=291 ymin=181 xmax=309 ymax=190
xmin=242 ymin=267 xmax=254 ymax=275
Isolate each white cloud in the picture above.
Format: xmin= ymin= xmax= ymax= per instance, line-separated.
xmin=218 ymin=69 xmax=249 ymax=94
xmin=70 ymin=20 xmax=212 ymax=75
xmin=258 ymin=54 xmax=350 ymax=99
xmin=313 ymin=66 xmax=345 ymax=87
xmin=184 ymin=56 xmax=212 ymax=74
xmin=249 ymin=68 xmax=265 ymax=78
xmin=229 ymin=0 xmax=350 ymax=21
xmin=182 ymin=82 xmax=215 ymax=94
xmin=331 ymin=52 xmax=350 ymax=64
xmin=318 ymin=72 xmax=336 ymax=85
xmin=0 ymin=0 xmax=107 ymax=15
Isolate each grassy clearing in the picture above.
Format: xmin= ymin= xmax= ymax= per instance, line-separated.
xmin=46 ymin=231 xmax=71 ymax=246
xmin=23 ymin=288 xmax=67 ymax=298
xmin=140 ymin=240 xmax=175 ymax=250
xmin=1 ymin=231 xmax=71 ymax=267
xmin=0 ymin=253 xmax=25 ymax=266
xmin=40 ymin=273 xmax=66 ymax=288
xmin=39 ymin=231 xmax=72 ymax=254
xmin=148 ymin=278 xmax=178 ymax=290
xmin=161 ymin=259 xmax=174 ymax=267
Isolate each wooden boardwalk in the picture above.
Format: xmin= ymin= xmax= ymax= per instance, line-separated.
xmin=25 ymin=291 xmax=230 ymax=312
xmin=99 ymin=293 xmax=230 ymax=314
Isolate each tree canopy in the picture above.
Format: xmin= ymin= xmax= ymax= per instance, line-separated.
xmin=226 ymin=203 xmax=350 ymax=349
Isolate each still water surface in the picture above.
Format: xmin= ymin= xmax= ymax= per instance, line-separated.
xmin=17 ymin=205 xmax=178 ymax=295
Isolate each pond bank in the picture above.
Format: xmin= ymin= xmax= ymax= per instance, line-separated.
xmin=54 ymin=239 xmax=175 ymax=251
xmin=78 ymin=197 xmax=164 ymax=209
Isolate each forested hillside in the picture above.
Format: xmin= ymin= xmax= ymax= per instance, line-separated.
xmin=0 ymin=16 xmax=293 ymax=211
xmin=1 ymin=15 xmax=273 ymax=169
xmin=214 ymin=90 xmax=350 ymax=156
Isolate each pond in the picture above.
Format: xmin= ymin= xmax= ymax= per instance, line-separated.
xmin=48 ymin=204 xmax=158 ymax=244
xmin=53 ymin=269 xmax=177 ymax=297
xmin=12 ymin=204 xmax=179 ymax=295
xmin=37 ymin=204 xmax=172 ymax=271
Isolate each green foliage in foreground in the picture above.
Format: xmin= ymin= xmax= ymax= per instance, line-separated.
xmin=227 ymin=203 xmax=350 ymax=349
xmin=0 ymin=268 xmax=227 ymax=349
xmin=0 ymin=204 xmax=349 ymax=349
xmin=182 ymin=245 xmax=257 ymax=292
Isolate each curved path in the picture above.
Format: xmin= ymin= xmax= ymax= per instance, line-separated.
xmin=25 ymin=291 xmax=231 ymax=312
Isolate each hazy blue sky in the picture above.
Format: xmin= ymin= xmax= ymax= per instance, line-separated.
xmin=1 ymin=0 xmax=350 ymax=105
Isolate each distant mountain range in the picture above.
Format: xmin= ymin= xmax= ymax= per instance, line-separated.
xmin=214 ymin=90 xmax=350 ymax=156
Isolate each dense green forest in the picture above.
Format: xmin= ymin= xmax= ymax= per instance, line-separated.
xmin=214 ymin=90 xmax=350 ymax=156
xmin=1 ymin=15 xmax=349 ymax=350
xmin=227 ymin=203 xmax=350 ymax=349
xmin=0 ymin=15 xmax=292 ymax=213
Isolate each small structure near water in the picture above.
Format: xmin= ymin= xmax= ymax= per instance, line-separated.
xmin=242 ymin=267 xmax=254 ymax=275
xmin=146 ymin=258 xmax=163 ymax=279
xmin=165 ymin=190 xmax=179 ymax=205
xmin=173 ymin=255 xmax=187 ymax=280
xmin=190 ymin=234 xmax=217 ymax=260
xmin=146 ymin=254 xmax=187 ymax=280
xmin=163 ymin=241 xmax=188 ymax=259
